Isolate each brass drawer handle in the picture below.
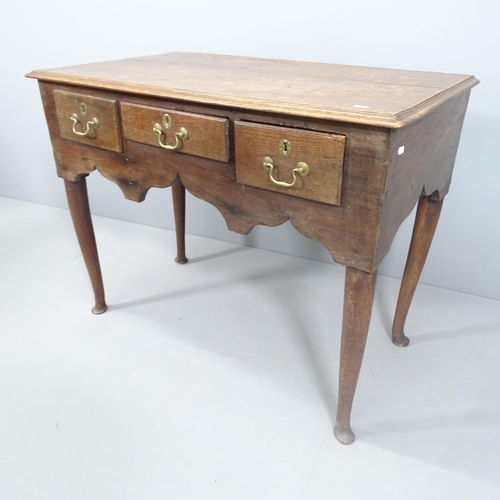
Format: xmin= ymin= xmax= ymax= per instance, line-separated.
xmin=262 ymin=156 xmax=309 ymax=188
xmin=153 ymin=114 xmax=189 ymax=151
xmin=70 ymin=113 xmax=99 ymax=136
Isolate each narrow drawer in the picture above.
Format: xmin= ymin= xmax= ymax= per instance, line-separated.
xmin=235 ymin=122 xmax=345 ymax=206
xmin=121 ymin=103 xmax=229 ymax=162
xmin=54 ymin=90 xmax=122 ymax=152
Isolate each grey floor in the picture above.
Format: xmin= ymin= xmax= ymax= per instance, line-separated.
xmin=1 ymin=196 xmax=499 ymax=500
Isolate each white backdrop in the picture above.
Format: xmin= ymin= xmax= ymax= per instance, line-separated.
xmin=1 ymin=0 xmax=499 ymax=300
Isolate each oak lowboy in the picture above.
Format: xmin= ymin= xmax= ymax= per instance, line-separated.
xmin=27 ymin=53 xmax=478 ymax=444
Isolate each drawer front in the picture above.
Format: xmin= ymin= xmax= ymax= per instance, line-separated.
xmin=54 ymin=90 xmax=122 ymax=152
xmin=121 ymin=103 xmax=229 ymax=162
xmin=235 ymin=122 xmax=345 ymax=205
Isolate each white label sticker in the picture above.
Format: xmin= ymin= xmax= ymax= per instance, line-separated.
xmin=353 ymin=104 xmax=369 ymax=109
xmin=398 ymin=146 xmax=405 ymax=155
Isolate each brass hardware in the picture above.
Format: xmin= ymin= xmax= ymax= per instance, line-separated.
xmin=279 ymin=139 xmax=291 ymax=156
xmin=70 ymin=113 xmax=99 ymax=136
xmin=79 ymin=102 xmax=87 ymax=115
xmin=153 ymin=121 xmax=188 ymax=151
xmin=162 ymin=113 xmax=172 ymax=129
xmin=262 ymin=156 xmax=309 ymax=188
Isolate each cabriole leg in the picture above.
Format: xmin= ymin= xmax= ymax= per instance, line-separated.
xmin=392 ymin=195 xmax=444 ymax=347
xmin=172 ymin=177 xmax=188 ymax=264
xmin=334 ymin=267 xmax=377 ymax=445
xmin=64 ymin=177 xmax=107 ymax=315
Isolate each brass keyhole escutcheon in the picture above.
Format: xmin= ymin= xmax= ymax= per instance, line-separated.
xmin=79 ymin=102 xmax=87 ymax=116
xmin=162 ymin=113 xmax=172 ymax=129
xmin=279 ymin=139 xmax=291 ymax=156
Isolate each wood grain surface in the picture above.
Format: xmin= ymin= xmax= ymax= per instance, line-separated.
xmin=235 ymin=121 xmax=345 ymax=205
xmin=121 ymin=102 xmax=229 ymax=162
xmin=28 ymin=53 xmax=479 ymax=128
xmin=375 ymin=91 xmax=471 ymax=266
xmin=54 ymin=90 xmax=122 ymax=152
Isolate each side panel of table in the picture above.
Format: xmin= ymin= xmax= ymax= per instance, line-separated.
xmin=375 ymin=91 xmax=472 ymax=268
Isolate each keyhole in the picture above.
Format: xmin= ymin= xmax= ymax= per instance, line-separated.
xmin=280 ymin=139 xmax=291 ymax=156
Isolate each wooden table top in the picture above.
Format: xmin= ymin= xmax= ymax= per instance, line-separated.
xmin=27 ymin=52 xmax=479 ymax=128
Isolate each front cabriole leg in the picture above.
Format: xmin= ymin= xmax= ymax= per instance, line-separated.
xmin=65 ymin=177 xmax=107 ymax=314
xmin=334 ymin=267 xmax=377 ymax=445
xmin=172 ymin=177 xmax=188 ymax=264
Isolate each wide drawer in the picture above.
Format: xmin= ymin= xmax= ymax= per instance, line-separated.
xmin=53 ymin=90 xmax=122 ymax=152
xmin=235 ymin=122 xmax=345 ymax=205
xmin=121 ymin=103 xmax=229 ymax=162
